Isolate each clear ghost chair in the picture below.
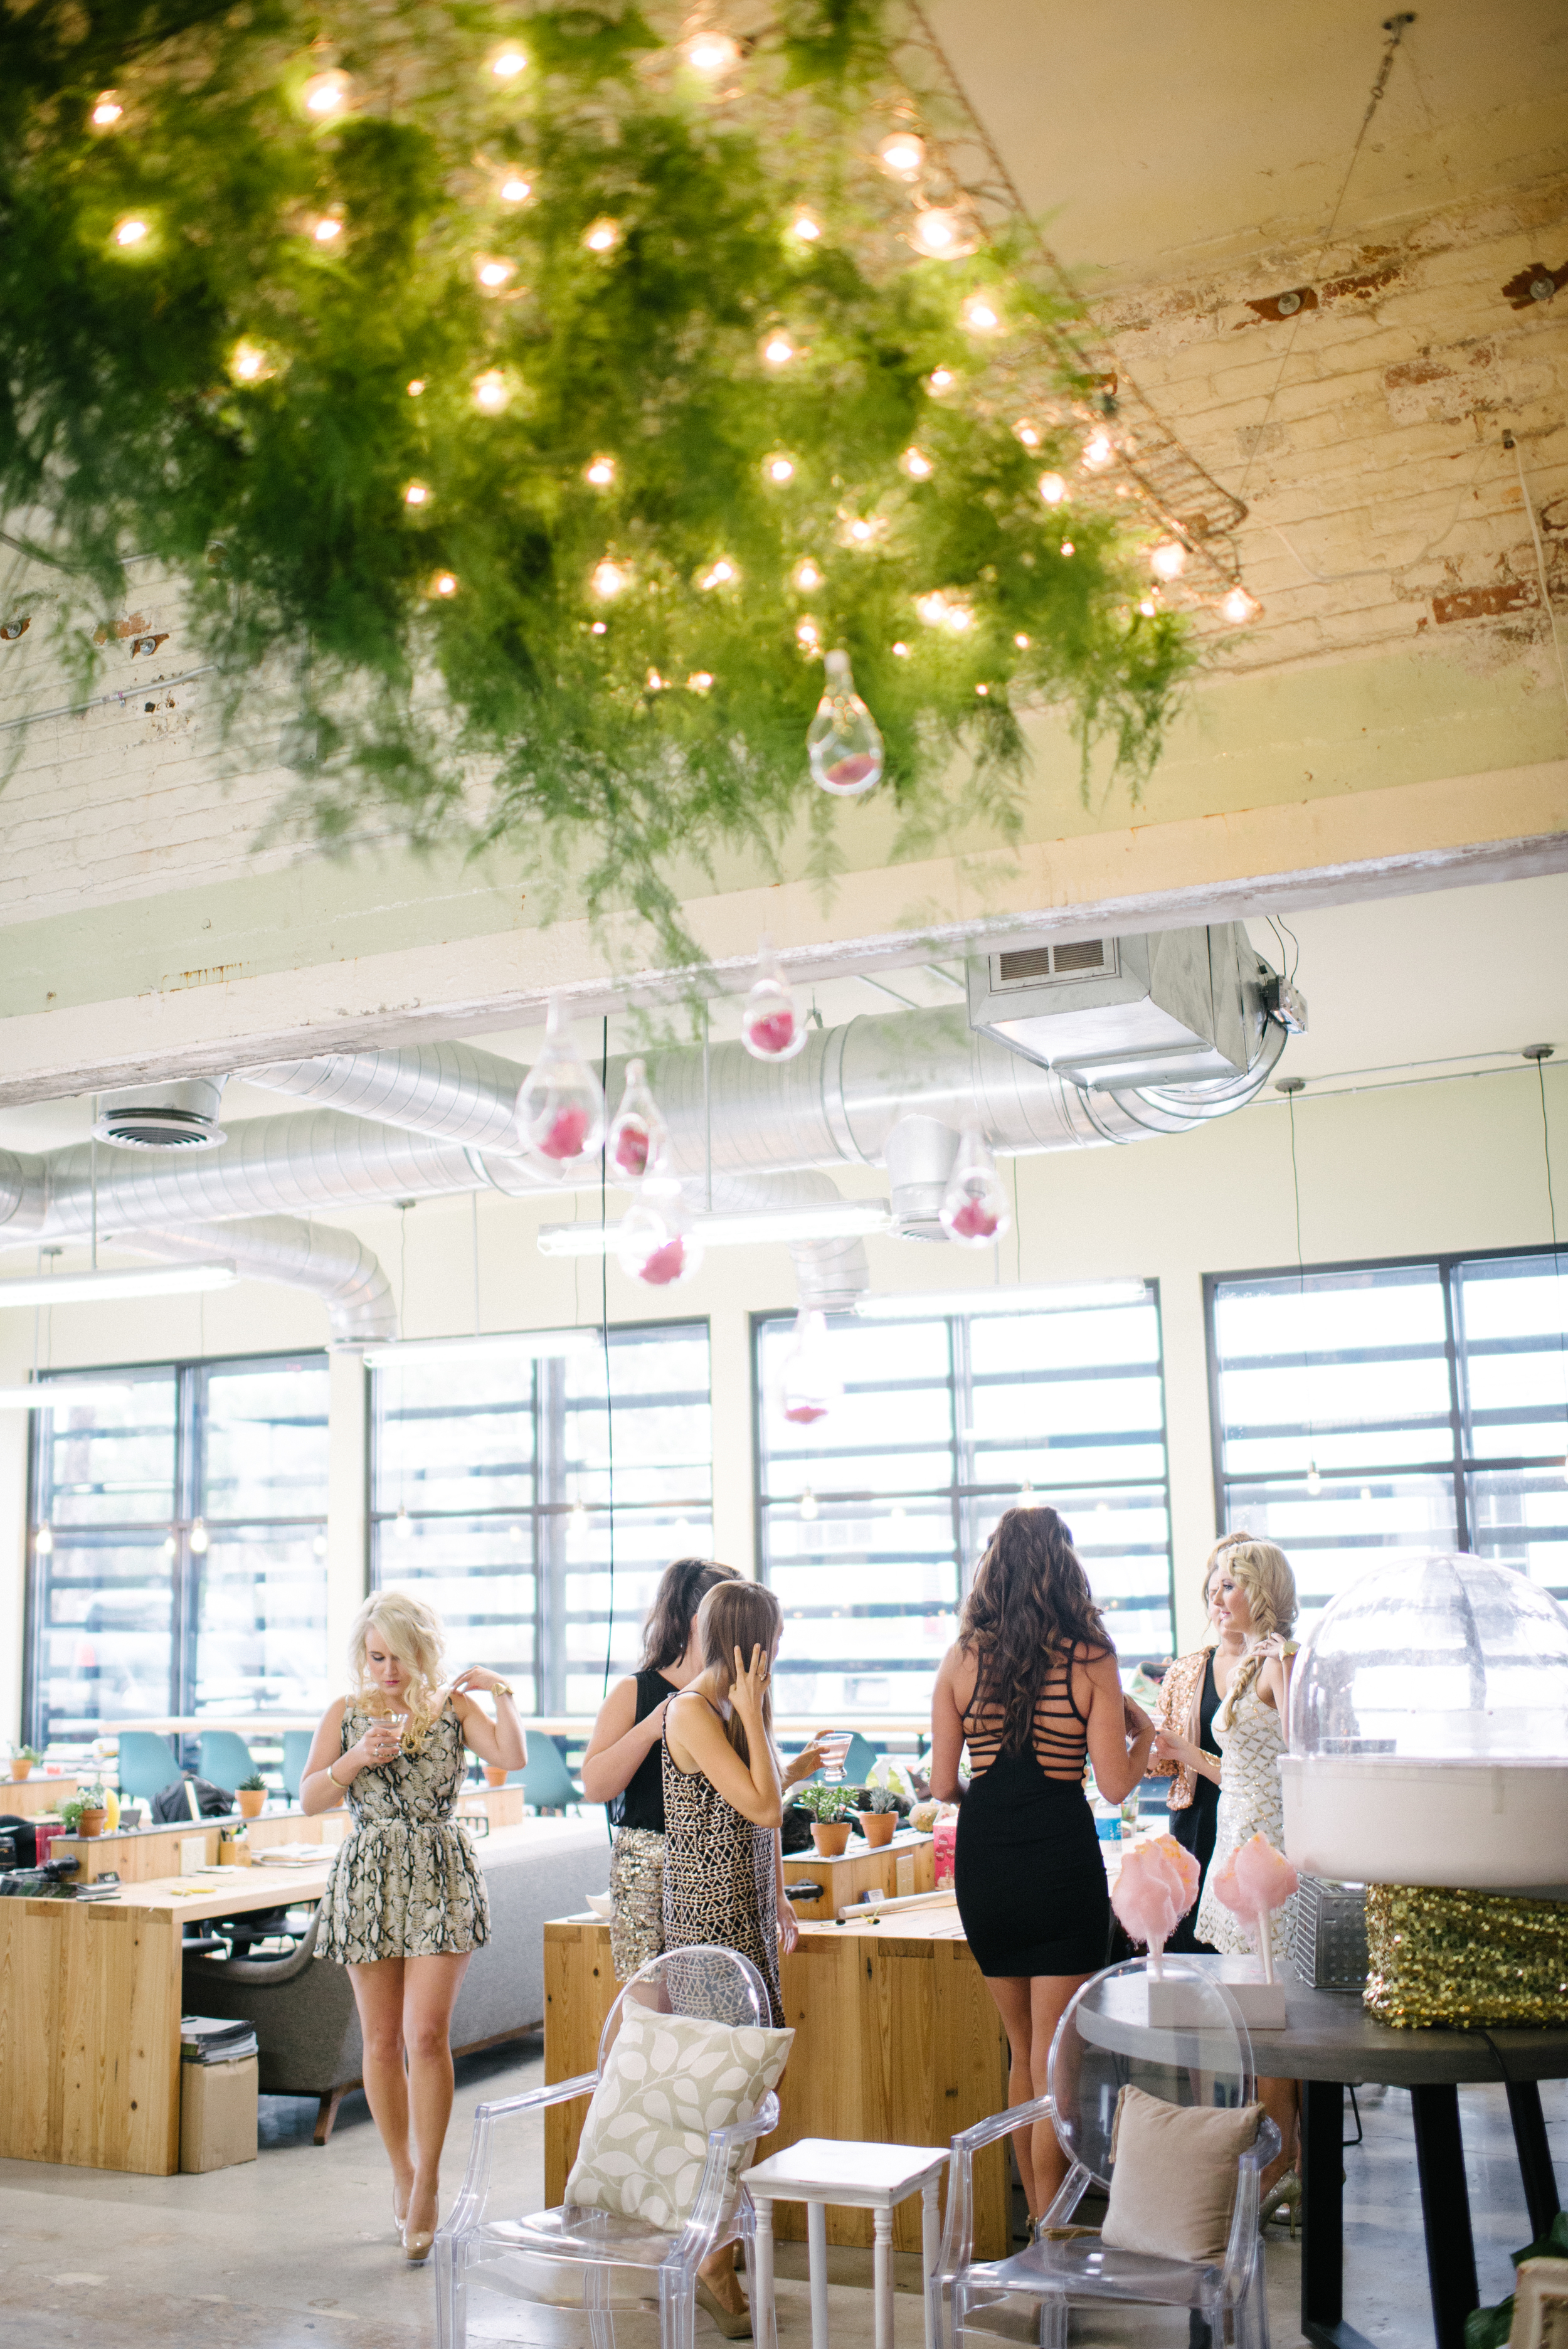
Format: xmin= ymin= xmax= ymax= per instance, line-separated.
xmin=436 ymin=1944 xmax=781 ymax=2349
xmin=931 ymin=1958 xmax=1278 ymax=2349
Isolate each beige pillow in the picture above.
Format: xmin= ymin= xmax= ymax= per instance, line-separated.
xmin=566 ymin=2002 xmax=793 ymax=2234
xmin=1100 ymin=2084 xmax=1263 ymax=2265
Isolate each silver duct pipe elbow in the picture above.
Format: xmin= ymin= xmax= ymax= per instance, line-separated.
xmin=0 ymin=1150 xmax=48 ymax=1236
xmin=243 ymin=1042 xmax=527 ymax=1157
xmin=125 ymin=1216 xmax=398 ymax=1344
xmin=699 ymin=1172 xmax=872 ymax=1313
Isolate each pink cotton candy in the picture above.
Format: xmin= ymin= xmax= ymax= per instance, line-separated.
xmin=1111 ymin=1842 xmax=1183 ymax=1952
xmin=1148 ymin=1833 xmax=1202 ymax=1911
xmin=1213 ymin=1832 xmax=1298 ymax=1918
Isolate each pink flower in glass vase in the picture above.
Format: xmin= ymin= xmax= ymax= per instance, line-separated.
xmin=617 ymin=1190 xmax=702 ymax=1290
xmin=741 ymin=939 xmax=808 ymax=1062
xmin=514 ymin=997 xmax=605 ymax=1176
xmin=778 ymin=1305 xmax=840 ymax=1425
xmin=940 ymin=1127 xmax=1011 ymax=1249
xmin=607 ymin=1059 xmax=668 ymax=1185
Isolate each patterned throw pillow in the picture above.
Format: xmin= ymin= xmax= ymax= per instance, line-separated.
xmin=566 ymin=2002 xmax=794 ymax=2234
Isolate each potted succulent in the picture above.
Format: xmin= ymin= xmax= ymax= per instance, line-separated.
xmin=8 ymin=1743 xmax=42 ymax=1783
xmin=236 ymin=1772 xmax=268 ymax=1819
xmin=795 ymin=1783 xmax=854 ymax=1857
xmin=851 ymin=1786 xmax=902 ymax=1848
xmin=63 ymin=1784 xmax=109 ymax=1838
xmin=482 ymin=1763 xmax=510 ymax=1788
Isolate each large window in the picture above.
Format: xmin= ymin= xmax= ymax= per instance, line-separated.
xmin=754 ymin=1287 xmax=1173 ymax=1720
xmin=1207 ymin=1248 xmax=1568 ymax=1631
xmin=26 ymin=1354 xmax=331 ymax=1744
xmin=370 ymin=1322 xmax=712 ymax=1715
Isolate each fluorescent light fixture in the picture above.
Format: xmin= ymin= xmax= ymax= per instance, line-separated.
xmin=856 ymin=1280 xmax=1150 ymax=1320
xmin=538 ymin=1202 xmax=893 ymax=1256
xmin=0 ymin=1262 xmax=238 ymax=1308
xmin=0 ymin=1381 xmax=137 ymax=1411
xmin=360 ymin=1328 xmax=603 ymax=1369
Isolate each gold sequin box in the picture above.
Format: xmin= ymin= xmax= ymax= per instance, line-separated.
xmin=1365 ymin=1885 xmax=1568 ymax=2029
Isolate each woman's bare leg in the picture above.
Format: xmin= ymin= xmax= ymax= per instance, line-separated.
xmin=347 ymin=1959 xmax=413 ymax=2221
xmin=982 ymin=1976 xmax=1041 ymax=2219
xmin=402 ymin=1952 xmax=472 ymax=2240
xmin=1027 ymin=1976 xmax=1091 ymax=2218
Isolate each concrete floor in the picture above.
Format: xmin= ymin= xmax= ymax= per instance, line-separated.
xmin=2 ymin=2045 xmax=1564 ymax=2349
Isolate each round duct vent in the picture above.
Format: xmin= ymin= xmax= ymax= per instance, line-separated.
xmin=93 ymin=1079 xmax=226 ymax=1152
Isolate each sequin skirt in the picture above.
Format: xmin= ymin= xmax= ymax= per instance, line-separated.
xmin=609 ymin=1827 xmax=666 ymax=1980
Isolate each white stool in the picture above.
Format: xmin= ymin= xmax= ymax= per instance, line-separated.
xmin=741 ymin=2138 xmax=949 ymax=2349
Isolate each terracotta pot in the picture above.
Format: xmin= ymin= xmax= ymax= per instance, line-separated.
xmin=9 ymin=1759 xmax=31 ymax=1782
xmin=237 ymin=1788 xmax=267 ymax=1818
xmin=810 ymin=1820 xmax=852 ymax=1857
xmin=77 ymin=1809 xmax=107 ymax=1839
xmin=856 ymin=1810 xmax=898 ymax=1848
xmin=483 ymin=1765 xmax=509 ymax=1788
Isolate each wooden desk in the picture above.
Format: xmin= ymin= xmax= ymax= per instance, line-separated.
xmin=783 ymin=1831 xmax=935 ymax=1921
xmin=1 ymin=1777 xmax=80 ymax=1817
xmin=543 ymin=1898 xmax=1009 ymax=2259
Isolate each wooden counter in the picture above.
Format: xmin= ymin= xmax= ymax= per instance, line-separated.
xmin=53 ymin=1784 xmax=523 ymax=1884
xmin=1 ymin=1776 xmax=80 ymax=1817
xmin=783 ymin=1830 xmax=934 ymax=1921
xmin=544 ymin=1899 xmax=1009 ymax=2259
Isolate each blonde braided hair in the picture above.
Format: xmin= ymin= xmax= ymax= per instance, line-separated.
xmin=1213 ymin=1539 xmax=1298 ymax=1729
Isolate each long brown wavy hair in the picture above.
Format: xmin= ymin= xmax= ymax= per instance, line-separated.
xmin=958 ymin=1506 xmax=1111 ymax=1752
xmin=696 ymin=1577 xmax=783 ymax=1767
xmin=640 ymin=1557 xmax=739 ymax=1673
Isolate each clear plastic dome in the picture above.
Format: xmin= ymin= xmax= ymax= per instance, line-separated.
xmin=1290 ymin=1551 xmax=1568 ymax=1763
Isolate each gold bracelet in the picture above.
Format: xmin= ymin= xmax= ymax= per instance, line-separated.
xmin=326 ymin=1760 xmax=347 ymax=1790
xmin=489 ymin=1680 xmax=514 ymax=1699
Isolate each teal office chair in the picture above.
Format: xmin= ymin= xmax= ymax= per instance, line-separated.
xmin=116 ymin=1729 xmax=179 ymax=1804
xmin=282 ymin=1730 xmax=314 ymax=1801
xmin=198 ymin=1730 xmax=257 ymax=1792
xmin=512 ymin=1735 xmax=580 ymax=1815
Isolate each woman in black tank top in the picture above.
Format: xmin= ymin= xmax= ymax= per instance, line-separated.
xmin=931 ymin=1505 xmax=1155 ymax=2223
xmin=581 ymin=1558 xmax=738 ymax=1981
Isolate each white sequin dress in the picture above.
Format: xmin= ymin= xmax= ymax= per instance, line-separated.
xmin=1194 ymin=1678 xmax=1295 ymax=1963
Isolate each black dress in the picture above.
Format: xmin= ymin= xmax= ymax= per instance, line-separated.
xmin=1168 ymin=1651 xmax=1221 ymax=1956
xmin=608 ymin=1667 xmax=679 ymax=1832
xmin=953 ymin=1653 xmax=1111 ymax=1978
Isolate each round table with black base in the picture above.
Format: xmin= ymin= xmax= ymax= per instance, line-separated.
xmin=1084 ymin=1957 xmax=1567 ymax=2349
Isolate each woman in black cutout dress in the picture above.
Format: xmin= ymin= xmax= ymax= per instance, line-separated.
xmin=931 ymin=1505 xmax=1155 ymax=2222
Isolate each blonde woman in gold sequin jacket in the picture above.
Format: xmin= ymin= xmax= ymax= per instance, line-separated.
xmin=1145 ymin=1544 xmax=1252 ymax=1950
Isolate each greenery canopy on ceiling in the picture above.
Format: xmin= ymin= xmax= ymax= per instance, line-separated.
xmin=1 ymin=0 xmax=1197 ymax=962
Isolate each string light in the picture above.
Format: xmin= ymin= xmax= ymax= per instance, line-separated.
xmin=311 ymin=213 xmax=345 ymax=246
xmin=798 ymin=1485 xmax=820 ymax=1522
xmin=584 ymin=453 xmax=617 ymax=487
xmin=34 ymin=1524 xmax=54 ymax=1556
xmin=1138 ymin=597 xmax=1157 ymax=617
xmin=1306 ymin=1460 xmax=1323 ymax=1497
xmin=908 ymin=206 xmax=977 ymax=259
xmin=975 ymin=682 xmax=990 ymax=695
xmin=472 ymin=369 xmax=510 ymax=413
xmin=1014 ymin=632 xmax=1030 ymax=649
xmin=112 ymin=216 xmax=150 ymax=249
xmin=428 ymin=570 xmax=458 ymax=598
xmin=1060 ymin=539 xmax=1075 ymax=556
xmin=1014 ymin=419 xmax=1041 ymax=448
xmin=877 ymin=130 xmax=925 ymax=178
xmin=583 ymin=217 xmax=621 ymax=254
xmin=788 ymin=208 xmax=822 ymax=243
xmin=189 ymin=1517 xmax=209 ymax=1555
xmin=590 ymin=619 xmax=607 ymax=634
xmin=302 ymin=68 xmax=351 ymax=118
xmin=1080 ymin=430 xmax=1115 ymax=471
xmin=403 ymin=480 xmax=433 ymax=508
xmin=393 ymin=1502 xmax=413 ymax=1538
xmin=489 ymin=46 xmax=527 ymax=79
xmin=791 ymin=559 xmax=823 ymax=592
xmin=229 ymin=339 xmax=273 ymax=384
xmin=1037 ymin=472 xmax=1067 ymax=506
xmin=647 ymin=668 xmax=666 ymax=691
xmin=961 ymin=293 xmax=1001 ymax=334
xmin=761 ymin=331 xmax=796 ymax=367
xmin=89 ymin=92 xmax=123 ymax=129
xmin=497 ymin=172 xmax=533 ymax=206
xmin=685 ymin=31 xmax=739 ymax=72
xmin=699 ymin=557 xmax=738 ymax=590
xmin=687 ymin=671 xmax=714 ymax=692
xmin=796 ymin=617 xmax=820 ymax=650
xmin=1222 ymin=585 xmax=1261 ymax=625
xmin=763 ymin=452 xmax=796 ymax=484
xmin=926 ymin=368 xmax=956 ymax=395
xmin=844 ymin=516 xmax=880 ymax=547
xmin=916 ymin=590 xmax=973 ymax=632
xmin=892 ymin=641 xmax=910 ymax=656
xmin=1150 ymin=539 xmax=1189 ymax=581
xmin=899 ymin=447 xmax=934 ymax=480
xmin=406 ymin=378 xmax=426 ymax=396
xmin=475 ymin=255 xmax=516 ymax=289
xmin=591 ymin=559 xmax=628 ymax=599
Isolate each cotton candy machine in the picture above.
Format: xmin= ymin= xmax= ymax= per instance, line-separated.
xmin=1278 ymin=1552 xmax=1568 ymax=1890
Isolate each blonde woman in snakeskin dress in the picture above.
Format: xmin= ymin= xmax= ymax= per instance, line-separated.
xmin=300 ymin=1591 xmax=526 ymax=2263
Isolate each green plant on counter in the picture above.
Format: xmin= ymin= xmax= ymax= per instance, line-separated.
xmin=793 ymin=1783 xmax=854 ymax=1824
xmin=58 ymin=1784 xmax=107 ymax=1830
xmin=238 ymin=1773 xmax=268 ymax=1793
xmin=849 ymin=1785 xmax=903 ymax=1816
xmin=10 ymin=1744 xmax=43 ymax=1764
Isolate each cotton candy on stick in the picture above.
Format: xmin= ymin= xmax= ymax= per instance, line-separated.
xmin=1111 ymin=1838 xmax=1199 ymax=1976
xmin=1212 ymin=1833 xmax=1299 ymax=1983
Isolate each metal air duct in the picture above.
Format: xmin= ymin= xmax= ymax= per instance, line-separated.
xmin=125 ymin=1216 xmax=396 ymax=1344
xmin=93 ymin=1079 xmax=227 ymax=1152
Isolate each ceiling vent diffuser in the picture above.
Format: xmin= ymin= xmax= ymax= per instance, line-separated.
xmin=92 ymin=1079 xmax=227 ymax=1152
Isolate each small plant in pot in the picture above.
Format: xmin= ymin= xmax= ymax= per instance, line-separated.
xmin=795 ymin=1783 xmax=855 ymax=1857
xmin=482 ymin=1762 xmax=510 ymax=1788
xmin=8 ymin=1743 xmax=42 ymax=1783
xmin=236 ymin=1772 xmax=268 ymax=1818
xmin=63 ymin=1784 xmax=109 ymax=1838
xmin=850 ymin=1785 xmax=903 ymax=1848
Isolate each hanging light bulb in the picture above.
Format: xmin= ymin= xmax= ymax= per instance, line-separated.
xmin=1306 ymin=1460 xmax=1323 ymax=1497
xmin=685 ymin=29 xmax=739 ymax=73
xmin=899 ymin=447 xmax=935 ymax=480
xmin=310 ymin=212 xmax=345 ymax=247
xmin=792 ymin=559 xmax=823 ymax=593
xmin=591 ymin=558 xmax=628 ymax=600
xmin=780 ymin=1307 xmax=841 ymax=1426
xmin=584 ymin=453 xmax=617 ymax=487
xmin=940 ymin=1127 xmax=1012 ymax=1247
xmin=34 ymin=1522 xmax=53 ymax=1556
xmin=497 ymin=172 xmax=533 ymax=206
xmin=763 ymin=452 xmax=797 ymax=484
xmin=302 ymin=68 xmax=351 ymax=119
xmin=699 ymin=556 xmax=738 ymax=590
xmin=1018 ymin=1480 xmax=1038 ymax=1507
xmin=393 ymin=1503 xmax=413 ymax=1539
xmin=489 ymin=45 xmax=528 ymax=80
xmin=808 ymin=650 xmax=884 ymax=797
xmin=618 ymin=1186 xmax=702 ymax=1288
xmin=877 ymin=130 xmax=926 ymax=179
xmin=1037 ymin=472 xmax=1067 ymax=506
xmin=761 ymin=330 xmax=797 ymax=368
xmin=472 ymin=369 xmax=511 ymax=413
xmin=607 ymin=1059 xmax=668 ymax=1184
xmin=162 ymin=1533 xmax=177 ymax=1560
xmin=426 ymin=570 xmax=459 ymax=599
xmin=189 ymin=1517 xmax=209 ymax=1556
xmin=403 ymin=480 xmax=433 ymax=509
xmin=1150 ymin=539 xmax=1189 ymax=581
xmin=907 ymin=207 xmax=978 ymax=260
xmin=788 ymin=208 xmax=822 ymax=243
xmin=475 ymin=255 xmax=517 ymax=290
xmin=1080 ymin=430 xmax=1115 ymax=472
xmin=89 ymin=91 xmax=124 ymax=129
xmin=1014 ymin=419 xmax=1042 ymax=449
xmin=112 ymin=216 xmax=151 ymax=250
xmin=961 ymin=293 xmax=1002 ymax=334
xmin=515 ymin=996 xmax=606 ymax=1174
xmin=741 ymin=938 xmax=808 ymax=1061
xmin=229 ymin=339 xmax=274 ymax=385
xmin=583 ymin=217 xmax=622 ymax=254
xmin=926 ymin=368 xmax=957 ymax=396
xmin=798 ymin=1486 xmax=820 ymax=1522
xmin=314 ymin=1534 xmax=328 ymax=1559
xmin=1222 ymin=586 xmax=1261 ymax=625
